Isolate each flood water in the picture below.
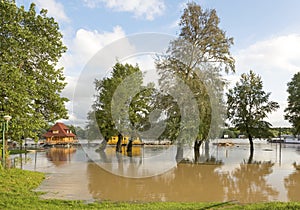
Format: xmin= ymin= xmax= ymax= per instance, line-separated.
xmin=13 ymin=139 xmax=300 ymax=203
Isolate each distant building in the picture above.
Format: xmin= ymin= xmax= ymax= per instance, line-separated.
xmin=43 ymin=122 xmax=77 ymax=145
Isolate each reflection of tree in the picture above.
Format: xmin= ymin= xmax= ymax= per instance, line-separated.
xmin=296 ymin=146 xmax=300 ymax=155
xmin=284 ymin=167 xmax=300 ymax=201
xmin=224 ymin=161 xmax=278 ymax=203
xmin=193 ymin=142 xmax=222 ymax=164
xmin=96 ymin=146 xmax=144 ymax=178
xmin=165 ymin=164 xmax=225 ymax=202
xmin=87 ymin=162 xmax=226 ymax=202
xmin=46 ymin=147 xmax=76 ymax=166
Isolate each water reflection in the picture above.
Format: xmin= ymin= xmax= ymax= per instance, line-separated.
xmin=87 ymin=163 xmax=225 ymax=202
xmin=285 ymin=167 xmax=300 ymax=201
xmin=90 ymin=145 xmax=178 ymax=178
xmin=222 ymin=161 xmax=278 ymax=202
xmin=46 ymin=147 xmax=76 ymax=166
xmin=17 ymin=140 xmax=300 ymax=203
xmin=87 ymin=161 xmax=280 ymax=203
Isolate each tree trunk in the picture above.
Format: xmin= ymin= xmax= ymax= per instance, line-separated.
xmin=194 ymin=140 xmax=203 ymax=163
xmin=127 ymin=139 xmax=133 ymax=157
xmin=99 ymin=137 xmax=108 ymax=151
xmin=204 ymin=141 xmax=209 ymax=160
xmin=99 ymin=150 xmax=108 ymax=163
xmin=248 ymin=134 xmax=254 ymax=164
xmin=176 ymin=144 xmax=184 ymax=163
xmin=116 ymin=133 xmax=122 ymax=153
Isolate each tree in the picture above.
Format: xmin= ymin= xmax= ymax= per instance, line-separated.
xmin=156 ymin=2 xmax=234 ymax=159
xmin=68 ymin=125 xmax=86 ymax=139
xmin=284 ymin=72 xmax=300 ymax=135
xmin=86 ymin=111 xmax=102 ymax=141
xmin=227 ymin=70 xmax=279 ymax=163
xmin=89 ymin=62 xmax=155 ymax=151
xmin=0 ymin=1 xmax=68 ymax=142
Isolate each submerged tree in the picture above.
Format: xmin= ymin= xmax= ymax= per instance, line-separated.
xmin=156 ymin=1 xmax=234 ymax=159
xmin=284 ymin=72 xmax=300 ymax=135
xmin=226 ymin=70 xmax=279 ymax=163
xmin=0 ymin=1 xmax=68 ymax=142
xmin=89 ymin=62 xmax=155 ymax=151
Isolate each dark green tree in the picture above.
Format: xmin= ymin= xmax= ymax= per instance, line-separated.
xmin=68 ymin=125 xmax=87 ymax=139
xmin=227 ymin=70 xmax=279 ymax=163
xmin=156 ymin=2 xmax=234 ymax=158
xmin=86 ymin=111 xmax=102 ymax=141
xmin=89 ymin=62 xmax=155 ymax=151
xmin=0 ymin=1 xmax=68 ymax=142
xmin=284 ymin=72 xmax=300 ymax=135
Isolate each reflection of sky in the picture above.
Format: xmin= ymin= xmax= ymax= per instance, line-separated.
xmin=16 ymin=139 xmax=300 ymax=173
xmin=13 ymin=139 xmax=300 ymax=202
xmin=209 ymin=139 xmax=300 ymax=166
xmin=210 ymin=139 xmax=299 ymax=202
xmin=82 ymin=145 xmax=178 ymax=178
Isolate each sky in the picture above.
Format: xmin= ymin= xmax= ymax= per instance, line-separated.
xmin=16 ymin=0 xmax=300 ymax=128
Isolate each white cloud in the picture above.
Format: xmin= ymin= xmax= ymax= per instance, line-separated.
xmin=232 ymin=34 xmax=300 ymax=127
xmin=62 ymin=33 xmax=173 ymax=127
xmin=60 ymin=25 xmax=126 ymax=74
xmin=268 ymin=101 xmax=291 ymax=127
xmin=236 ymin=34 xmax=300 ymax=74
xmin=121 ymin=54 xmax=160 ymax=87
xmin=59 ymin=26 xmax=129 ymax=127
xmin=35 ymin=0 xmax=70 ymax=22
xmin=83 ymin=0 xmax=165 ymax=20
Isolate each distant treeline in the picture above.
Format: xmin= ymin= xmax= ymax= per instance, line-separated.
xmin=63 ymin=125 xmax=295 ymax=140
xmin=222 ymin=127 xmax=294 ymax=139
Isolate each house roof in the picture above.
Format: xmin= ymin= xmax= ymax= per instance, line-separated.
xmin=43 ymin=122 xmax=76 ymax=138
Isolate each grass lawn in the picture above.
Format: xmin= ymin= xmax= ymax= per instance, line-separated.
xmin=0 ymin=168 xmax=300 ymax=209
xmin=8 ymin=149 xmax=28 ymax=155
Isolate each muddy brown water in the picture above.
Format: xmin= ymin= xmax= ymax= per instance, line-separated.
xmin=13 ymin=139 xmax=300 ymax=203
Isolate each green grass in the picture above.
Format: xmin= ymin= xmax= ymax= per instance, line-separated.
xmin=0 ymin=168 xmax=300 ymax=209
xmin=8 ymin=149 xmax=28 ymax=155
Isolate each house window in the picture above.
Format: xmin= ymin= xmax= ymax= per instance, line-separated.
xmin=52 ymin=130 xmax=59 ymax=134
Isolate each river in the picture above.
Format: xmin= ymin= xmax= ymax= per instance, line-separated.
xmin=11 ymin=139 xmax=300 ymax=203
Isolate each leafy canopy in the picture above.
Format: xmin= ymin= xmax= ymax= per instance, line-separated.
xmin=88 ymin=62 xmax=155 ymax=140
xmin=284 ymin=72 xmax=300 ymax=135
xmin=156 ymin=2 xmax=234 ymax=143
xmin=227 ymin=70 xmax=279 ymax=139
xmin=0 ymin=1 xmax=68 ymax=140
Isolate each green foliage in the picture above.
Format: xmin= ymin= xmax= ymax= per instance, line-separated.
xmin=222 ymin=127 xmax=239 ymax=138
xmin=86 ymin=112 xmax=101 ymax=140
xmin=74 ymin=126 xmax=86 ymax=139
xmin=0 ymin=1 xmax=68 ymax=142
xmin=65 ymin=125 xmax=88 ymax=139
xmin=285 ymin=72 xmax=300 ymax=135
xmin=8 ymin=149 xmax=27 ymax=155
xmin=227 ymin=70 xmax=279 ymax=141
xmin=222 ymin=127 xmax=293 ymax=139
xmin=156 ymin=2 xmax=233 ymax=143
xmin=177 ymin=2 xmax=235 ymax=73
xmin=88 ymin=62 xmax=155 ymax=140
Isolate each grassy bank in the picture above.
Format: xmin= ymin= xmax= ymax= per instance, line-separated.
xmin=0 ymin=168 xmax=300 ymax=209
xmin=8 ymin=149 xmax=28 ymax=155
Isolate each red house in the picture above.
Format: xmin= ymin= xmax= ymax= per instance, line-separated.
xmin=43 ymin=122 xmax=77 ymax=145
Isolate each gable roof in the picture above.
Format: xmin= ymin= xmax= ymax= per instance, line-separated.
xmin=43 ymin=122 xmax=76 ymax=138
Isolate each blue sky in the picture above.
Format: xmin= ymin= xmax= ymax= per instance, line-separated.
xmin=16 ymin=0 xmax=300 ymax=127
